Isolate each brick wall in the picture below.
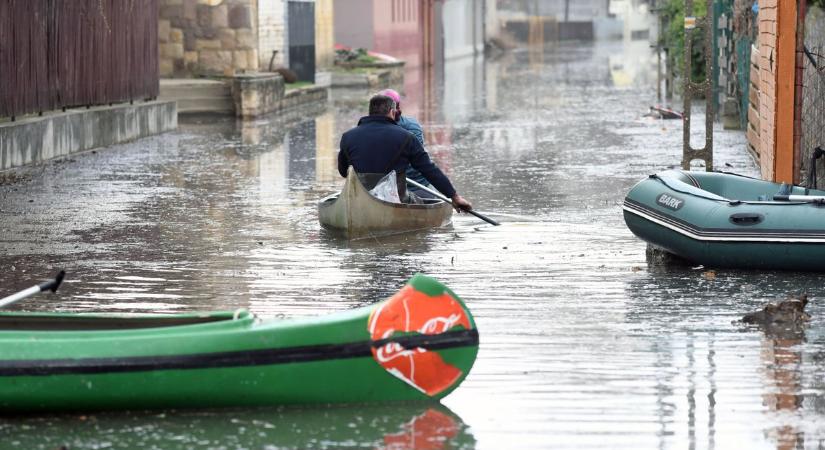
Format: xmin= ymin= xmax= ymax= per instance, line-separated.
xmin=158 ymin=0 xmax=259 ymax=78
xmin=756 ymin=0 xmax=777 ymax=180
xmin=258 ymin=0 xmax=286 ymax=70
xmin=754 ymin=0 xmax=798 ymax=182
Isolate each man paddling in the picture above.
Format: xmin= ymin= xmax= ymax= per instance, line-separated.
xmin=376 ymin=88 xmax=436 ymax=200
xmin=338 ymin=94 xmax=472 ymax=211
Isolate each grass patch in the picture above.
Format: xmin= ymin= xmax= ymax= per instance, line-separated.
xmin=285 ymin=81 xmax=314 ymax=90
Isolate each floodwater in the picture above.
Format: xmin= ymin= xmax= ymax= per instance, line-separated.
xmin=3 ymin=40 xmax=825 ymax=449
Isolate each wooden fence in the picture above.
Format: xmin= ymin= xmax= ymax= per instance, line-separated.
xmin=0 ymin=0 xmax=159 ymax=119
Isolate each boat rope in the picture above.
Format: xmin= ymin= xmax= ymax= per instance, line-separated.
xmin=650 ymin=174 xmax=809 ymax=206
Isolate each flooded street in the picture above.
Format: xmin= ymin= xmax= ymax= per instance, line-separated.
xmin=4 ymin=40 xmax=825 ymax=449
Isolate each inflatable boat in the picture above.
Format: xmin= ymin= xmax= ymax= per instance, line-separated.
xmin=623 ymin=170 xmax=825 ymax=271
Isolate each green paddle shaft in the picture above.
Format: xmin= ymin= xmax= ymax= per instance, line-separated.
xmin=406 ymin=179 xmax=500 ymax=226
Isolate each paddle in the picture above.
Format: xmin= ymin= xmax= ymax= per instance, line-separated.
xmin=406 ymin=179 xmax=500 ymax=226
xmin=0 ymin=270 xmax=65 ymax=308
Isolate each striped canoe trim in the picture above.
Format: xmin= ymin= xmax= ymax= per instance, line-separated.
xmin=0 ymin=329 xmax=479 ymax=377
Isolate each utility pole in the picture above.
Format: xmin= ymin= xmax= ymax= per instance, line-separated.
xmin=651 ymin=1 xmax=664 ymax=103
xmin=681 ymin=0 xmax=714 ymax=171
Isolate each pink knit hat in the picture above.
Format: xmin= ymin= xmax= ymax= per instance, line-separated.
xmin=378 ymin=89 xmax=401 ymax=105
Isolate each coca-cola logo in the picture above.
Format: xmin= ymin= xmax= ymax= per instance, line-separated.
xmin=368 ymin=286 xmax=471 ymax=396
xmin=374 ymin=313 xmax=463 ymax=363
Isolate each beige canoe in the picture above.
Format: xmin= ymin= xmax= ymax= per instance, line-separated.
xmin=318 ymin=167 xmax=453 ymax=239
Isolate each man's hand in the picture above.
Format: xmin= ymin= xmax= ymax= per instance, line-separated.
xmin=451 ymin=194 xmax=472 ymax=212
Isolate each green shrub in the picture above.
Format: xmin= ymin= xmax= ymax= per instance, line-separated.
xmin=334 ymin=48 xmax=379 ymax=65
xmin=660 ymin=0 xmax=708 ymax=83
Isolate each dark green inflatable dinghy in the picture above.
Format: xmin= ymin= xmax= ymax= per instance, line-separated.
xmin=624 ymin=170 xmax=825 ymax=271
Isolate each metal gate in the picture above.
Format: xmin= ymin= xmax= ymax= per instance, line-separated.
xmin=287 ymin=0 xmax=315 ymax=83
xmin=800 ymin=7 xmax=825 ymax=186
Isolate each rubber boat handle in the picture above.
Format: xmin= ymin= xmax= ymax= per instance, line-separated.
xmin=729 ymin=213 xmax=763 ymax=225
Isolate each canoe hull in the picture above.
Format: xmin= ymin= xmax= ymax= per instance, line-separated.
xmin=0 ymin=274 xmax=478 ymax=412
xmin=624 ymin=170 xmax=825 ymax=271
xmin=319 ymin=167 xmax=453 ymax=239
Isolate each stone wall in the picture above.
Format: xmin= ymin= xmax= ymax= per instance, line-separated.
xmin=159 ymin=0 xmax=259 ymax=77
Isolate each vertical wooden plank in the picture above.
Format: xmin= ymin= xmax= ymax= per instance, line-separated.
xmin=1 ymin=0 xmax=158 ymax=118
xmin=774 ymin=0 xmax=797 ymax=183
xmin=0 ymin=0 xmax=9 ymax=117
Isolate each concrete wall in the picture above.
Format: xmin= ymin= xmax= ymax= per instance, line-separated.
xmin=0 ymin=102 xmax=177 ymax=171
xmin=258 ymin=0 xmax=286 ymax=70
xmin=158 ymin=0 xmax=259 ymax=77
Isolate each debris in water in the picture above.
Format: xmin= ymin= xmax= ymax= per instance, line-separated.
xmin=739 ymin=294 xmax=811 ymax=338
xmin=703 ymin=270 xmax=716 ymax=280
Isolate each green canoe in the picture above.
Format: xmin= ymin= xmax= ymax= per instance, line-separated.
xmin=624 ymin=170 xmax=825 ymax=270
xmin=0 ymin=274 xmax=478 ymax=412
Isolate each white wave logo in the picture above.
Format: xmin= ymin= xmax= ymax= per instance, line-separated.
xmin=374 ymin=313 xmax=462 ymax=363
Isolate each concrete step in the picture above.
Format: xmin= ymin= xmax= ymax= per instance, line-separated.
xmin=174 ymin=97 xmax=235 ymax=114
xmin=159 ymin=79 xmax=234 ymax=114
xmin=159 ymin=82 xmax=230 ymax=100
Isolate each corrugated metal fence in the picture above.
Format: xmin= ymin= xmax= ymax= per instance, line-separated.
xmin=0 ymin=0 xmax=159 ymax=119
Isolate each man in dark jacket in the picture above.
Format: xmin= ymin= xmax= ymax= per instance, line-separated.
xmin=338 ymin=94 xmax=472 ymax=211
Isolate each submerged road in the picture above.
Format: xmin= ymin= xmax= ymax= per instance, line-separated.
xmin=3 ymin=41 xmax=825 ymax=449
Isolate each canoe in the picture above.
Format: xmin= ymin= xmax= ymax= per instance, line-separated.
xmin=0 ymin=274 xmax=479 ymax=412
xmin=318 ymin=167 xmax=453 ymax=239
xmin=623 ymin=170 xmax=825 ymax=270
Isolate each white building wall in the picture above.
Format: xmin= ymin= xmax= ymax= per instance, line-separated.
xmin=258 ymin=0 xmax=286 ymax=69
xmin=485 ymin=0 xmax=498 ymax=40
xmin=443 ymin=0 xmax=484 ymax=60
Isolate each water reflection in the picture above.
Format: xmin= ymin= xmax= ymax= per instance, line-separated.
xmin=2 ymin=403 xmax=474 ymax=450
xmin=762 ymin=333 xmax=804 ymax=449
xmin=4 ymin=40 xmax=825 ymax=449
